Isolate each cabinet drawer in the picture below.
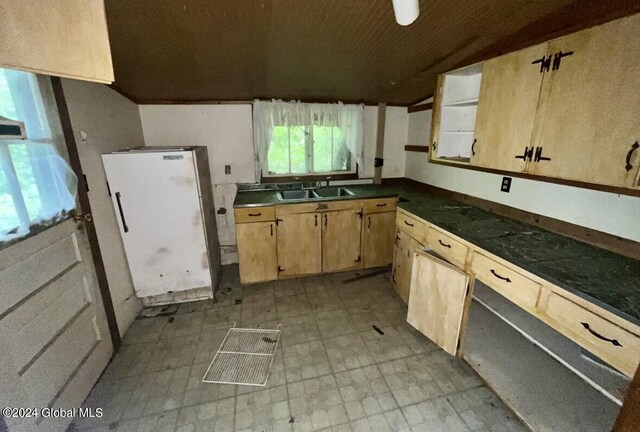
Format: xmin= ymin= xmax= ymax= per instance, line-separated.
xmin=396 ymin=211 xmax=427 ymax=242
xmin=362 ymin=197 xmax=397 ymax=214
xmin=235 ymin=206 xmax=275 ymax=223
xmin=543 ymin=292 xmax=640 ymax=377
xmin=470 ymin=252 xmax=541 ymax=309
xmin=426 ymin=227 xmax=469 ymax=268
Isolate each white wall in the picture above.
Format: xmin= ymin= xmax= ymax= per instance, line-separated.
xmin=62 ymin=79 xmax=144 ymax=336
xmin=139 ymin=104 xmax=255 ymax=264
xmin=404 ymin=109 xmax=640 ymax=243
xmin=139 ymin=104 xmax=410 ymax=262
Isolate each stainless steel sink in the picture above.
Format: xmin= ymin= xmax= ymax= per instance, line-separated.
xmin=313 ymin=187 xmax=354 ymax=198
xmin=277 ymin=189 xmax=317 ymax=200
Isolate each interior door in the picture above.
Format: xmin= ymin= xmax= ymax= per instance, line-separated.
xmin=322 ymin=208 xmax=362 ymax=273
xmin=527 ymin=14 xmax=640 ymax=188
xmin=471 ymin=43 xmax=549 ymax=172
xmin=407 ymin=250 xmax=471 ymax=356
xmin=276 ymin=212 xmax=321 ymax=276
xmin=236 ymin=221 xmax=277 ymax=283
xmin=102 ymin=150 xmax=211 ymax=297
xmin=361 ymin=211 xmax=395 ymax=268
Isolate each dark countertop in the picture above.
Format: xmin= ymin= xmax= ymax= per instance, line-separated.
xmin=234 ymin=183 xmax=640 ymax=325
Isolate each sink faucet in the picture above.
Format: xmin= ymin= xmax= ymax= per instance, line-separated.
xmin=325 ymin=176 xmax=331 ymax=187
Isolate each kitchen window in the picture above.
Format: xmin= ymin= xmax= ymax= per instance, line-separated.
xmin=253 ymin=100 xmax=364 ymax=180
xmin=0 ymin=68 xmax=77 ymax=247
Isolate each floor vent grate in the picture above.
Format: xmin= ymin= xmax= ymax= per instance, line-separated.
xmin=202 ymin=323 xmax=281 ymax=386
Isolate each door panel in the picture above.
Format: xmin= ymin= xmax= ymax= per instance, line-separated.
xmin=102 ymin=151 xmax=211 ymax=296
xmin=0 ymin=220 xmax=112 ymax=432
xmin=471 ymin=43 xmax=548 ymax=172
xmin=237 ymin=221 xmax=277 ymax=283
xmin=322 ymin=209 xmax=362 ymax=273
xmin=407 ymin=251 xmax=470 ymax=356
xmin=276 ymin=212 xmax=321 ymax=276
xmin=528 ymin=14 xmax=640 ymax=187
xmin=362 ymin=211 xmax=395 ymax=268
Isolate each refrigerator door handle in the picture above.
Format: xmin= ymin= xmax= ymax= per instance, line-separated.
xmin=115 ymin=192 xmax=129 ymax=233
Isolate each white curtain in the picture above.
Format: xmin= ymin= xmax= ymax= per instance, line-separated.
xmin=253 ymin=99 xmax=364 ymax=180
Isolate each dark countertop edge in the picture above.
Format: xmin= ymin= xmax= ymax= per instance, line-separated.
xmin=233 ymin=191 xmax=400 ymax=208
xmin=234 ymin=186 xmax=639 ymax=326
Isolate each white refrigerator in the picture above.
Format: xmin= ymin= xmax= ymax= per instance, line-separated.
xmin=102 ymin=147 xmax=221 ymax=303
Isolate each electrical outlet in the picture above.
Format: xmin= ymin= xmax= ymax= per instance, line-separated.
xmin=501 ymin=177 xmax=512 ymax=193
xmin=225 ymin=165 xmax=231 ymax=175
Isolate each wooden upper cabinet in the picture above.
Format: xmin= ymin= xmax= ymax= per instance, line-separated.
xmin=276 ymin=212 xmax=322 ymax=277
xmin=407 ymin=251 xmax=471 ymax=356
xmin=527 ymin=14 xmax=640 ymax=188
xmin=322 ymin=209 xmax=362 ymax=273
xmin=236 ymin=221 xmax=277 ymax=284
xmin=0 ymin=0 xmax=114 ymax=83
xmin=471 ymin=43 xmax=549 ymax=172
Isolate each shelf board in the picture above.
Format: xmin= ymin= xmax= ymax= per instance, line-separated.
xmin=464 ymin=299 xmax=621 ymax=432
xmin=443 ymin=98 xmax=479 ymax=107
xmin=472 ymin=283 xmax=629 ymax=405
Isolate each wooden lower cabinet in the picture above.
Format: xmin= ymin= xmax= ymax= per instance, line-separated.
xmin=322 ymin=209 xmax=363 ymax=273
xmin=407 ymin=251 xmax=472 ymax=356
xmin=276 ymin=212 xmax=322 ymax=277
xmin=361 ymin=211 xmax=396 ymax=268
xmin=392 ymin=229 xmax=424 ymax=304
xmin=236 ymin=221 xmax=277 ymax=284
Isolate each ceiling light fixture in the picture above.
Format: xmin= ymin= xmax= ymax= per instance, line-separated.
xmin=392 ymin=0 xmax=420 ymax=26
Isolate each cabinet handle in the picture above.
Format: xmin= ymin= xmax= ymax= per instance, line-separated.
xmin=432 ymin=141 xmax=437 ymax=152
xmin=376 ymin=203 xmax=387 ymax=207
xmin=315 ymin=214 xmax=318 ymax=226
xmin=625 ymin=141 xmax=639 ymax=172
xmin=115 ymin=192 xmax=129 ymax=233
xmin=392 ymin=270 xmax=397 ymax=284
xmin=438 ymin=239 xmax=451 ymax=248
xmin=368 ymin=216 xmax=371 ymax=229
xmin=471 ymin=138 xmax=477 ymax=156
xmin=534 ymin=146 xmax=551 ymax=162
xmin=278 ymin=265 xmax=285 ymax=273
xmin=270 ymin=224 xmax=273 ymax=236
xmin=404 ymin=220 xmax=414 ymax=227
xmin=531 ymin=55 xmax=551 ymax=73
xmin=490 ymin=269 xmax=511 ymax=283
xmin=248 ymin=212 xmax=261 ymax=217
xmin=515 ymin=146 xmax=533 ymax=160
xmin=551 ymin=50 xmax=574 ymax=71
xmin=324 ymin=213 xmax=328 ymax=226
xmin=580 ymin=322 xmax=622 ymax=347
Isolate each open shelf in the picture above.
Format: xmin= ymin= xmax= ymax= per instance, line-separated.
xmin=464 ymin=296 xmax=622 ymax=432
xmin=472 ymin=283 xmax=629 ymax=404
xmin=434 ymin=63 xmax=482 ymax=162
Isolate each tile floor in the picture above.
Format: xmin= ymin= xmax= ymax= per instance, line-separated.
xmin=71 ymin=265 xmax=526 ymax=432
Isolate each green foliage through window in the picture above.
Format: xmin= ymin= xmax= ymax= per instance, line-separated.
xmin=267 ymin=125 xmax=352 ymax=175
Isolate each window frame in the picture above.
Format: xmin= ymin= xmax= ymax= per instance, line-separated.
xmin=262 ymin=124 xmax=357 ymax=180
xmin=0 ymin=70 xmax=76 ymax=248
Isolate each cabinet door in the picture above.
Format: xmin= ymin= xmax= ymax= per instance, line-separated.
xmin=527 ymin=14 xmax=640 ymax=188
xmin=361 ymin=211 xmax=396 ymax=268
xmin=471 ymin=43 xmax=549 ymax=172
xmin=236 ymin=222 xmax=277 ymax=284
xmin=0 ymin=0 xmax=114 ymax=83
xmin=407 ymin=251 xmax=471 ymax=356
xmin=392 ymin=229 xmax=423 ymax=305
xmin=322 ymin=209 xmax=362 ymax=273
xmin=276 ymin=213 xmax=322 ymax=276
